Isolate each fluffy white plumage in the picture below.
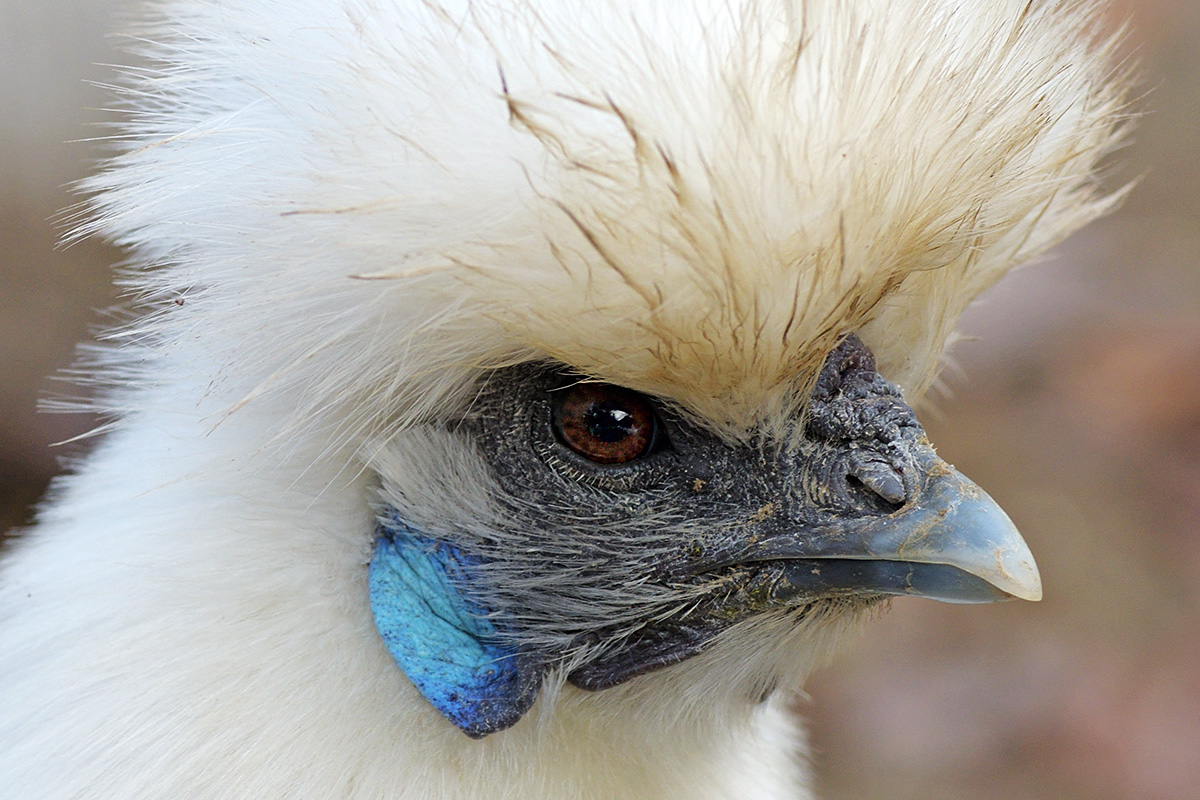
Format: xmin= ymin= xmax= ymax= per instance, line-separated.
xmin=1 ymin=1 xmax=1129 ymax=797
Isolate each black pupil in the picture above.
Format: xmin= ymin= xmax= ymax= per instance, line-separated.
xmin=585 ymin=404 xmax=636 ymax=443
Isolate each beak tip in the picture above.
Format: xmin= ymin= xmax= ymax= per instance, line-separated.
xmin=967 ymin=504 xmax=1043 ymax=602
xmin=1005 ymin=576 xmax=1043 ymax=602
xmin=982 ymin=508 xmax=1043 ymax=602
xmin=1000 ymin=557 xmax=1043 ymax=602
xmin=902 ymin=464 xmax=1045 ymax=604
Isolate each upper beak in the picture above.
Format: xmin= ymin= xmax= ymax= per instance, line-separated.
xmin=737 ymin=458 xmax=1042 ymax=604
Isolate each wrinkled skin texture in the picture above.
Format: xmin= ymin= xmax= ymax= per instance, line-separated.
xmin=446 ymin=336 xmax=930 ymax=689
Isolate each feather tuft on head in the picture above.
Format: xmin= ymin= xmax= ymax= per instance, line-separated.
xmin=81 ymin=0 xmax=1131 ymax=443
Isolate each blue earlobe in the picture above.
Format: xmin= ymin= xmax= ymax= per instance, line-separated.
xmin=369 ymin=515 xmax=542 ymax=737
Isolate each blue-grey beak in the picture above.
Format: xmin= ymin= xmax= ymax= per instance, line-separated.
xmin=745 ymin=458 xmax=1042 ymax=604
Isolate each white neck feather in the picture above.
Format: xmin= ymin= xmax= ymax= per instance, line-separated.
xmin=0 ymin=396 xmax=818 ymax=799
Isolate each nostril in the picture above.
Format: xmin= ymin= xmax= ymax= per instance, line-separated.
xmin=847 ymin=462 xmax=908 ymax=506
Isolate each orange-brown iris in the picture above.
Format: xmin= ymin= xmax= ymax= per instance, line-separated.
xmin=551 ymin=384 xmax=657 ymax=464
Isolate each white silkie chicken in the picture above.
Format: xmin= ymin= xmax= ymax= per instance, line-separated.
xmin=0 ymin=1 xmax=1129 ymax=797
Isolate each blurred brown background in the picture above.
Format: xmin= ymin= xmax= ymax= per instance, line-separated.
xmin=2 ymin=1 xmax=1197 ymax=798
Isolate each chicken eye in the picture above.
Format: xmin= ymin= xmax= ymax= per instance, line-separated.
xmin=551 ymin=384 xmax=659 ymax=464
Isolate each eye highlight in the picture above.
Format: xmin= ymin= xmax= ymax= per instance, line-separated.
xmin=551 ymin=384 xmax=659 ymax=465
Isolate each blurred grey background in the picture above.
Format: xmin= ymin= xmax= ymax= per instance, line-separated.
xmin=2 ymin=1 xmax=1197 ymax=798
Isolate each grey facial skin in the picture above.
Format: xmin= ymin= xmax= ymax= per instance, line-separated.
xmin=452 ymin=335 xmax=1039 ymax=693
